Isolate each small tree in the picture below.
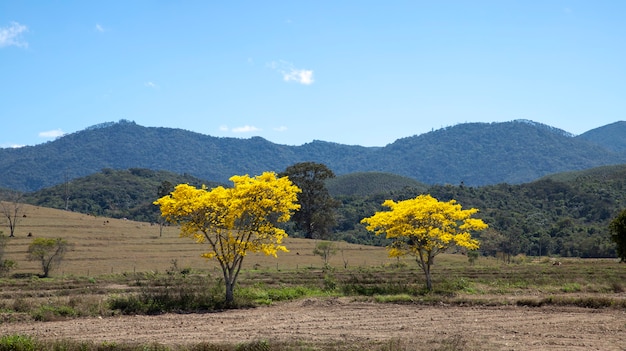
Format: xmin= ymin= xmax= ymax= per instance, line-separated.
xmin=0 ymin=191 xmax=25 ymax=237
xmin=610 ymin=208 xmax=626 ymax=262
xmin=361 ymin=194 xmax=487 ymax=291
xmin=27 ymin=238 xmax=69 ymax=278
xmin=154 ymin=172 xmax=300 ymax=305
xmin=313 ymin=241 xmax=338 ymax=266
xmin=0 ymin=233 xmax=16 ymax=276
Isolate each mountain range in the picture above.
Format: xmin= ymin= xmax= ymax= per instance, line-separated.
xmin=1 ymin=119 xmax=625 ymax=192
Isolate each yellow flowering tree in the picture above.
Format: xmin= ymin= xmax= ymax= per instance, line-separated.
xmin=361 ymin=194 xmax=487 ymax=291
xmin=154 ymin=172 xmax=301 ymax=304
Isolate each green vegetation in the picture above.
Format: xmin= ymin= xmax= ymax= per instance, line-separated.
xmin=326 ymin=172 xmax=428 ymax=197
xmin=27 ymin=237 xmax=69 ymax=278
xmin=0 ymin=233 xmax=16 ymax=276
xmin=610 ymin=208 xmax=626 ymax=262
xmin=312 ymin=241 xmax=338 ymax=266
xmin=0 ymin=335 xmax=278 ymax=351
xmin=280 ymin=162 xmax=339 ymax=240
xmin=24 ymin=168 xmax=219 ymax=222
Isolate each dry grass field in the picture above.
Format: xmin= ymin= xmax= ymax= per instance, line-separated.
xmin=2 ymin=204 xmax=391 ymax=276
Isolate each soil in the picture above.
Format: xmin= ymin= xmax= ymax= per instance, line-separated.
xmin=2 ymin=298 xmax=625 ymax=350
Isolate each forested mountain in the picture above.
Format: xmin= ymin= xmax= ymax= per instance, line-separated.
xmin=378 ymin=120 xmax=624 ymax=185
xmin=326 ymin=172 xmax=428 ymax=197
xmin=1 ymin=119 xmax=625 ymax=192
xmin=577 ymin=121 xmax=626 ymax=153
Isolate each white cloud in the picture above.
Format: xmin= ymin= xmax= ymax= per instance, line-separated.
xmin=269 ymin=60 xmax=315 ymax=85
xmin=95 ymin=24 xmax=105 ymax=32
xmin=0 ymin=22 xmax=28 ymax=48
xmin=284 ymin=69 xmax=314 ymax=85
xmin=273 ymin=126 xmax=288 ymax=132
xmin=232 ymin=125 xmax=261 ymax=133
xmin=219 ymin=125 xmax=229 ymax=132
xmin=144 ymin=81 xmax=159 ymax=89
xmin=39 ymin=129 xmax=66 ymax=139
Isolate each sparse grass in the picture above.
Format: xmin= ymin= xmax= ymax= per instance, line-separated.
xmin=0 ymin=336 xmax=276 ymax=351
xmin=374 ymin=294 xmax=414 ymax=304
xmin=1 ymin=257 xmax=625 ymax=320
xmin=0 ymin=334 xmax=496 ymax=351
xmin=238 ymin=284 xmax=329 ymax=305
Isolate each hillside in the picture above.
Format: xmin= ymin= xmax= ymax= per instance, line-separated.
xmin=23 ymin=168 xmax=220 ymax=222
xmin=378 ymin=120 xmax=624 ymax=185
xmin=577 ymin=121 xmax=626 ymax=153
xmin=1 ymin=119 xmax=625 ymax=192
xmin=326 ymin=172 xmax=428 ymax=197
xmin=1 ymin=204 xmax=389 ymax=276
xmin=333 ymin=164 xmax=626 ymax=257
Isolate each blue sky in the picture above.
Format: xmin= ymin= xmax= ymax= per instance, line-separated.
xmin=1 ymin=1 xmax=625 ymax=148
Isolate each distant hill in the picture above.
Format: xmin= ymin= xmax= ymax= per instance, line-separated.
xmin=326 ymin=172 xmax=427 ymax=197
xmin=378 ymin=120 xmax=625 ymax=185
xmin=23 ymin=168 xmax=220 ymax=222
xmin=1 ymin=119 xmax=625 ymax=192
xmin=576 ymin=121 xmax=626 ymax=153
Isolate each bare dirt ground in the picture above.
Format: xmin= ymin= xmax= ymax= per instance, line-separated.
xmin=2 ymin=298 xmax=625 ymax=350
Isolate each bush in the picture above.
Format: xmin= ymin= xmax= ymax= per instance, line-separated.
xmin=0 ymin=335 xmax=36 ymax=351
xmin=31 ymin=304 xmax=76 ymax=321
xmin=109 ymin=274 xmax=227 ymax=314
xmin=0 ymin=259 xmax=16 ymax=277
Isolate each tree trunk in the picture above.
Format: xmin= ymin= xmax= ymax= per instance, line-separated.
xmin=417 ymin=251 xmax=434 ymax=291
xmin=224 ymin=278 xmax=234 ymax=305
xmin=424 ymin=267 xmax=433 ymax=291
xmin=8 ymin=223 xmax=15 ymax=237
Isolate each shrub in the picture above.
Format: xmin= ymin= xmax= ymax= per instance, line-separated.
xmin=109 ymin=274 xmax=228 ymax=314
xmin=0 ymin=335 xmax=36 ymax=351
xmin=31 ymin=304 xmax=76 ymax=321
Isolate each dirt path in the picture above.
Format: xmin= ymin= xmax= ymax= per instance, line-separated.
xmin=2 ymin=298 xmax=625 ymax=350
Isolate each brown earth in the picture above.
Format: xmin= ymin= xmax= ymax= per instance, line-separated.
xmin=2 ymin=298 xmax=625 ymax=350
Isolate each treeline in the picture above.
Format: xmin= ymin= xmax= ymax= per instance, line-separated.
xmin=330 ymin=166 xmax=626 ymax=258
xmin=20 ymin=165 xmax=626 ymax=259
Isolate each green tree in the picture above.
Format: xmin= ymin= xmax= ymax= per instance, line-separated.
xmin=361 ymin=194 xmax=487 ymax=291
xmin=280 ymin=162 xmax=339 ymax=240
xmin=609 ymin=209 xmax=626 ymax=262
xmin=313 ymin=241 xmax=338 ymax=266
xmin=0 ymin=233 xmax=16 ymax=276
xmin=27 ymin=238 xmax=69 ymax=278
xmin=154 ymin=172 xmax=300 ymax=305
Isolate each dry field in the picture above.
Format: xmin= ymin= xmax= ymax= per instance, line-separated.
xmin=1 ymin=204 xmax=626 ymax=350
xmin=2 ymin=204 xmax=390 ymax=275
xmin=1 ymin=298 xmax=625 ymax=350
